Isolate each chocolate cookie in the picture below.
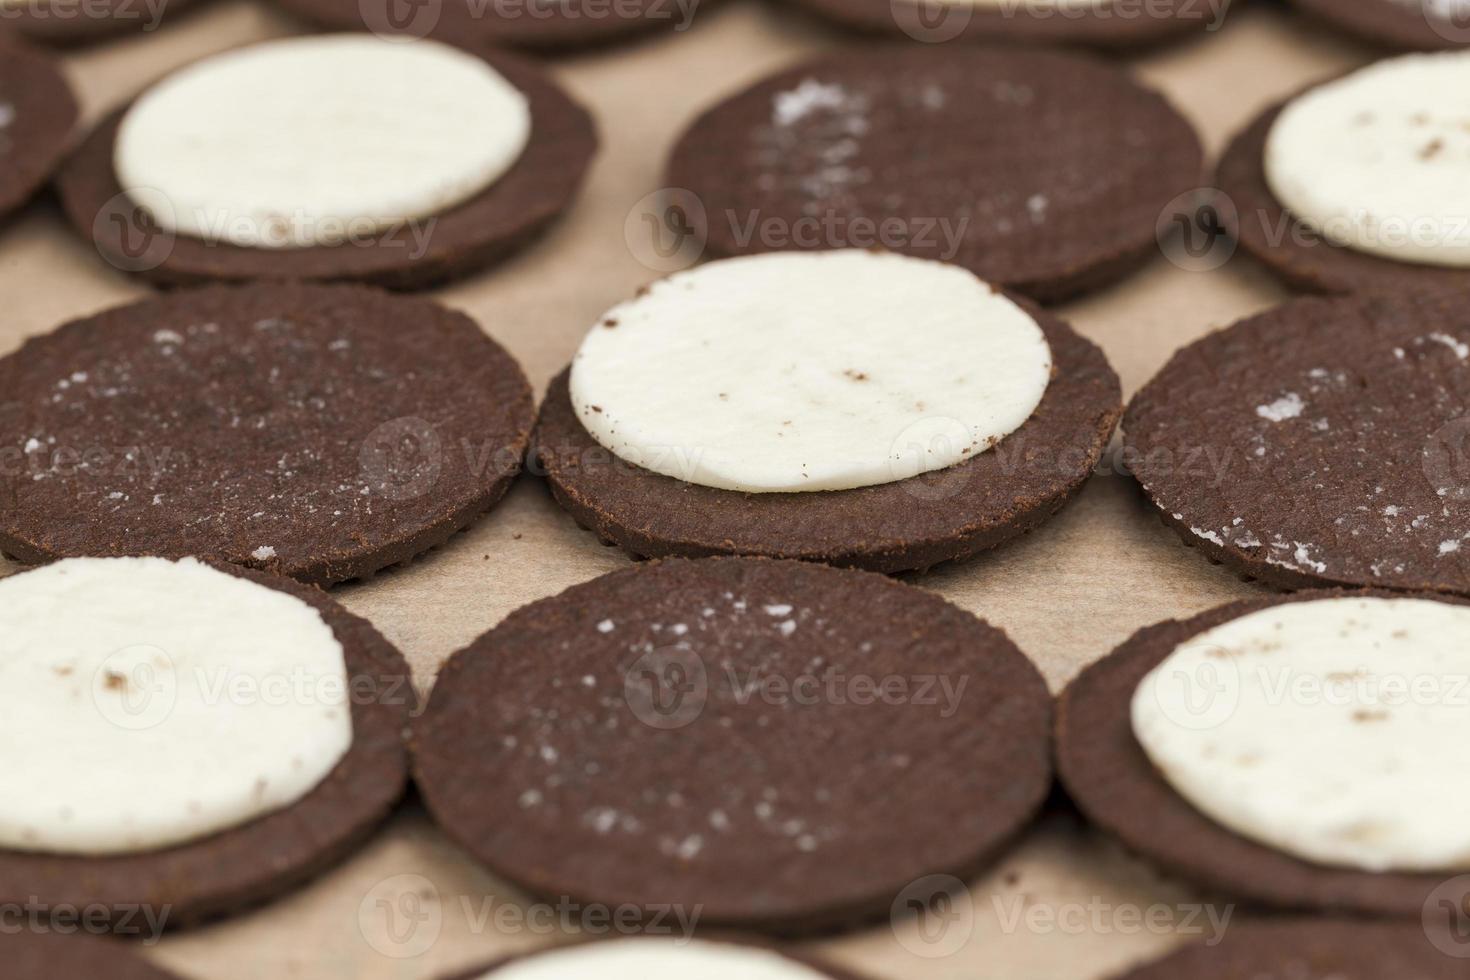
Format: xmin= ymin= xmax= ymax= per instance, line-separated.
xmin=1289 ymin=0 xmax=1470 ymax=51
xmin=1124 ymin=289 xmax=1470 ymax=595
xmin=665 ymin=47 xmax=1203 ymax=304
xmin=0 ymin=0 xmax=202 ymax=45
xmin=273 ymin=0 xmax=707 ymax=50
xmin=532 ymin=295 xmax=1120 ymax=574
xmin=54 ymin=46 xmax=594 ymax=290
xmin=0 ymin=39 xmax=78 ymax=221
xmin=784 ymin=0 xmax=1224 ymax=49
xmin=0 ymin=283 xmax=535 ymax=585
xmin=1057 ymin=589 xmax=1458 ymax=916
xmin=12 ymin=933 xmax=185 ymax=978
xmin=1217 ymin=96 xmax=1470 ymax=295
xmin=1113 ymin=919 xmax=1464 ymax=979
xmin=413 ymin=557 xmax=1053 ymax=934
xmin=0 ymin=561 xmax=413 ymax=929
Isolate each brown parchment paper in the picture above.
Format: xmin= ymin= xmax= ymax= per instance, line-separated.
xmin=0 ymin=3 xmax=1382 ymax=976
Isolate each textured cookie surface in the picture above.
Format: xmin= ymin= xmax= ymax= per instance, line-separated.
xmin=1290 ymin=0 xmax=1470 ymax=51
xmin=1125 ymin=290 xmax=1470 ymax=594
xmin=785 ymin=0 xmax=1221 ymax=48
xmin=535 ymin=294 xmax=1120 ymax=573
xmin=1218 ymin=97 xmax=1470 ymax=294
xmin=666 ymin=47 xmax=1202 ymax=303
xmin=56 ymin=46 xmax=594 ymax=290
xmin=0 ymin=283 xmax=534 ymax=585
xmin=0 ymin=0 xmax=202 ymax=43
xmin=1115 ymin=919 xmax=1465 ymax=979
xmin=0 ymin=40 xmax=79 ymax=220
xmin=11 ymin=932 xmax=186 ymax=979
xmin=414 ymin=557 xmax=1053 ymax=933
xmin=0 ymin=562 xmax=412 ymax=928
xmin=1058 ymin=590 xmax=1459 ymax=915
xmin=266 ymin=0 xmax=701 ymax=51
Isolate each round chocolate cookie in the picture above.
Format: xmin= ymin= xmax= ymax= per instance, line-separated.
xmin=1289 ymin=0 xmax=1470 ymax=51
xmin=1124 ymin=289 xmax=1470 ymax=595
xmin=1057 ymin=589 xmax=1459 ymax=916
xmin=0 ymin=283 xmax=535 ymax=585
xmin=273 ymin=0 xmax=707 ymax=50
xmin=665 ymin=47 xmax=1203 ymax=304
xmin=0 ymin=0 xmax=203 ymax=45
xmin=413 ymin=557 xmax=1053 ymax=934
xmin=12 ymin=933 xmax=184 ymax=979
xmin=1218 ymin=96 xmax=1470 ymax=295
xmin=533 ymin=294 xmax=1120 ymax=574
xmin=54 ymin=46 xmax=594 ymax=290
xmin=1114 ymin=919 xmax=1463 ymax=979
xmin=783 ymin=0 xmax=1223 ymax=49
xmin=445 ymin=939 xmax=867 ymax=979
xmin=0 ymin=39 xmax=78 ymax=221
xmin=0 ymin=561 xmax=413 ymax=929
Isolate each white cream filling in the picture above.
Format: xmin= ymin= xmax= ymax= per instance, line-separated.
xmin=479 ymin=940 xmax=833 ymax=980
xmin=569 ymin=251 xmax=1052 ymax=494
xmin=1265 ymin=52 xmax=1470 ymax=268
xmin=0 ymin=557 xmax=352 ymax=855
xmin=1132 ymin=596 xmax=1470 ymax=873
xmin=113 ymin=35 xmax=531 ymax=250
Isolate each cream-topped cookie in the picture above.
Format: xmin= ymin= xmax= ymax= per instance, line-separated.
xmin=114 ymin=35 xmax=531 ymax=249
xmin=0 ymin=557 xmax=352 ymax=855
xmin=569 ymin=251 xmax=1052 ymax=494
xmin=1265 ymin=52 xmax=1470 ymax=268
xmin=1132 ymin=595 xmax=1470 ymax=873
